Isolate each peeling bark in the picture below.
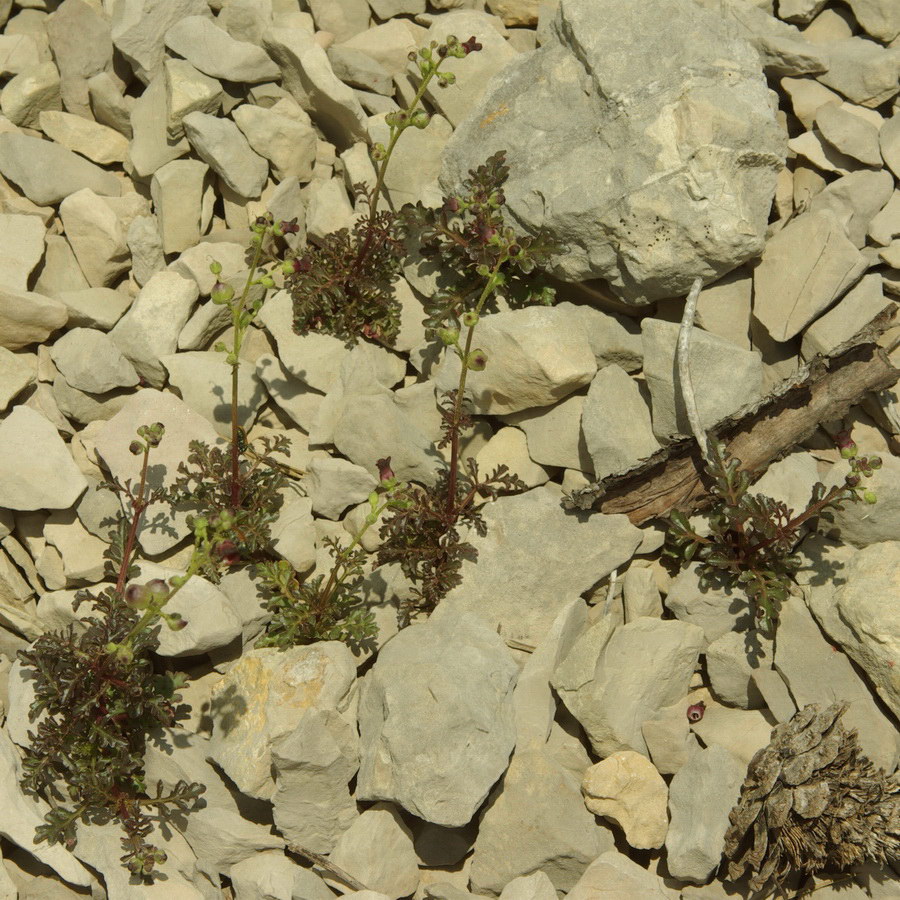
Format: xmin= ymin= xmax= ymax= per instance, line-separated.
xmin=563 ymin=308 xmax=900 ymax=525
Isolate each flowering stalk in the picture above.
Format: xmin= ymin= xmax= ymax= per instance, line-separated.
xmin=440 ymin=262 xmax=503 ymax=516
xmin=115 ymin=422 xmax=164 ymax=598
xmin=209 ymin=214 xmax=300 ymax=509
xmin=367 ymin=35 xmax=481 ymax=226
xmin=313 ymin=460 xmax=411 ymax=619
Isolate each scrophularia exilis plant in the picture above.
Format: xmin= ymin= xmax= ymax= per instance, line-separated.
xmin=283 ymin=34 xmax=485 ymax=346
xmin=375 ymin=151 xmax=562 ymax=623
xmin=169 ymin=36 xmax=501 ymax=643
xmin=15 ymin=423 xmax=244 ymax=880
xmin=664 ymin=432 xmax=880 ymax=635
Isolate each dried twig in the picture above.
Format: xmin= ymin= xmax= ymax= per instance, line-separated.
xmin=286 ymin=845 xmax=370 ymax=893
xmin=676 ymin=276 xmax=713 ymax=466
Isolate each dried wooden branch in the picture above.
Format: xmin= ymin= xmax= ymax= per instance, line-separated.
xmin=563 ymin=307 xmax=899 ymax=525
xmin=286 ymin=844 xmax=370 ymax=893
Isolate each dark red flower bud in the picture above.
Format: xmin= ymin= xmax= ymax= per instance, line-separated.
xmin=255 ymin=215 xmax=268 ymax=227
xmin=295 ymin=256 xmax=312 ymax=274
xmin=687 ymin=701 xmax=706 ymax=723
xmin=215 ymin=540 xmax=240 ymax=566
xmin=376 ymin=457 xmax=394 ymax=481
xmin=444 ymin=196 xmax=460 ymax=213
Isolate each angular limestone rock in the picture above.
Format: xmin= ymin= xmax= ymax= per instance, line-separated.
xmin=207 ymin=642 xmax=357 ymax=801
xmin=0 ymin=60 xmax=61 ymax=128
xmin=303 ymin=455 xmax=377 ymax=520
xmin=810 ymin=541 xmax=900 ymax=728
xmin=552 ymin=616 xmax=705 ymax=758
xmin=150 ymin=159 xmax=209 ymax=254
xmin=440 ymin=0 xmax=786 ymax=301
xmin=582 ymin=364 xmax=660 ymax=479
xmin=50 ymin=327 xmax=139 ymax=394
xmin=566 ymin=850 xmax=679 ymax=900
xmin=0 ymin=132 xmax=121 ymax=205
xmin=469 ymin=744 xmax=616 ymax=895
xmin=271 ymin=708 xmax=359 ymax=852
xmin=0 ymin=212 xmax=45 ymax=291
xmin=0 ymin=285 xmax=69 ymax=350
xmin=164 ymin=15 xmax=281 ymax=83
xmin=161 ymin=350 xmax=266 ymax=439
xmin=753 ymin=208 xmax=867 ymax=342
xmin=38 ymin=110 xmax=129 ymax=165
xmin=182 ymin=110 xmax=268 ymax=199
xmin=642 ymin=319 xmax=763 ymax=440
xmin=163 ymin=58 xmax=223 ymax=140
xmin=0 ymin=406 xmax=87 ymax=510
xmin=440 ymin=486 xmax=643 ymax=646
xmin=582 ymin=750 xmax=669 ymax=850
xmin=816 ymin=37 xmax=900 ymax=109
xmin=328 ymin=803 xmax=419 ymax=900
xmin=665 ymin=745 xmax=746 ymax=884
xmin=357 ymin=608 xmax=518 ymax=828
xmin=109 ymin=270 xmax=199 ymax=387
xmin=432 ymin=304 xmax=598 ymax=416
xmin=232 ymin=100 xmax=318 ymax=183
xmin=262 ymin=26 xmax=368 ymax=149
xmin=111 ymin=0 xmax=212 ymax=84
xmin=775 ymin=596 xmax=899 ymax=774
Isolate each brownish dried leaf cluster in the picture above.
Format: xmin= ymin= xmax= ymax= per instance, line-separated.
xmin=724 ymin=702 xmax=900 ymax=895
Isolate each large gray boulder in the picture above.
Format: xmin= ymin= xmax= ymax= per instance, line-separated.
xmin=356 ymin=607 xmax=518 ymax=828
xmin=440 ymin=0 xmax=786 ymax=304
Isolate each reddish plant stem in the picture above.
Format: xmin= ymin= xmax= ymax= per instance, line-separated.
xmin=444 ymin=262 xmax=503 ymax=517
xmin=115 ymin=447 xmax=151 ymax=598
xmin=743 ymin=485 xmax=848 ymax=557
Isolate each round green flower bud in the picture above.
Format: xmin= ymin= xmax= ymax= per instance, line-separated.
xmin=211 ymin=281 xmax=235 ymax=304
xmin=863 ymin=489 xmax=877 ymax=504
xmin=124 ymin=584 xmax=150 ymax=609
xmin=467 ymin=349 xmax=488 ymax=371
xmin=105 ymin=642 xmax=134 ymax=664
xmin=146 ymin=578 xmax=169 ymax=601
xmin=129 ymin=440 xmax=143 ymax=456
xmin=461 ymin=310 xmax=479 ymax=327
xmin=209 ymin=260 xmax=222 ymax=275
xmin=438 ymin=327 xmax=459 ymax=346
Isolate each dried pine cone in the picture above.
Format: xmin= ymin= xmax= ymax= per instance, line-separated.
xmin=723 ymin=703 xmax=900 ymax=895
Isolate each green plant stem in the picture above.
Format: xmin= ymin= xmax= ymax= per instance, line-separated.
xmin=352 ymin=62 xmax=443 ymax=277
xmin=115 ymin=446 xmax=151 ymax=598
xmin=229 ymin=236 xmax=267 ymax=511
xmin=444 ymin=262 xmax=505 ymax=516
xmin=314 ymin=503 xmax=389 ymax=616
xmin=367 ymin=70 xmax=438 ymax=224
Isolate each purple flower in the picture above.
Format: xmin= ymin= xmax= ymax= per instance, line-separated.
xmin=376 ymin=457 xmax=394 ymax=481
xmin=461 ymin=35 xmax=482 ymax=54
xmin=687 ymin=701 xmax=706 ymax=723
xmin=215 ymin=540 xmax=240 ymax=566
